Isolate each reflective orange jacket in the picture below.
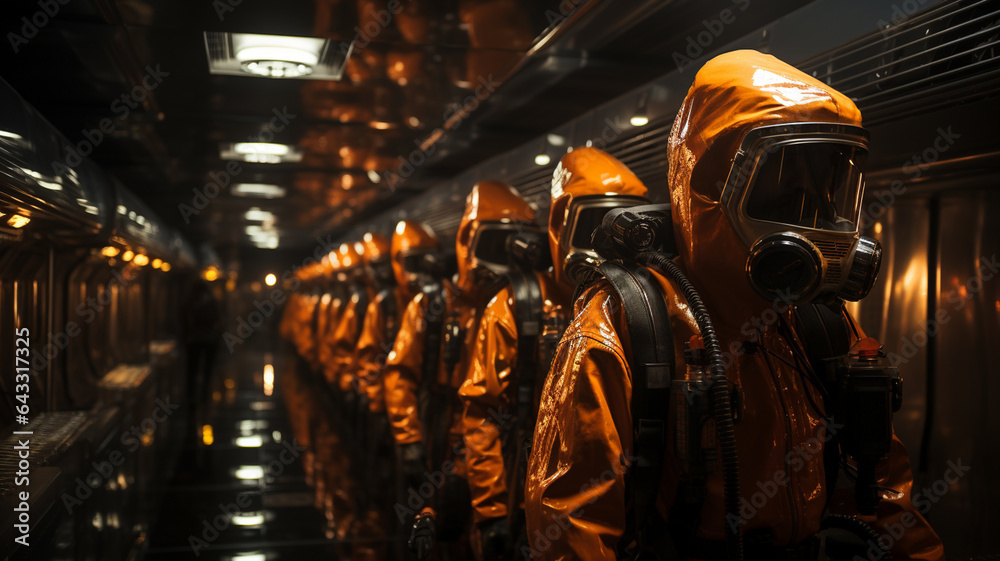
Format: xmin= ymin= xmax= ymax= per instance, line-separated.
xmin=524 ymin=50 xmax=944 ymax=561
xmin=383 ymin=280 xmax=481 ymax=478
xmin=459 ymin=273 xmax=567 ymax=525
xmin=355 ymin=289 xmax=410 ymax=413
xmin=328 ymin=286 xmax=374 ymax=393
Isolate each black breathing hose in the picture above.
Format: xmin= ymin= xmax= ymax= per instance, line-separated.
xmin=821 ymin=514 xmax=893 ymax=561
xmin=638 ymin=252 xmax=744 ymax=561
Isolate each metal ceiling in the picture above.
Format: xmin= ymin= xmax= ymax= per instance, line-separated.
xmin=0 ymin=0 xmax=811 ymax=267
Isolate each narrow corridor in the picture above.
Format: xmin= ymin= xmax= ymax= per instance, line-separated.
xmin=145 ymin=345 xmax=339 ymax=560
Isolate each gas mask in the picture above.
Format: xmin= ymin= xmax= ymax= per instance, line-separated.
xmin=562 ymin=195 xmax=650 ymax=285
xmin=397 ymin=250 xmax=443 ymax=294
xmin=368 ymin=258 xmax=395 ymax=291
xmin=720 ymin=123 xmax=881 ymax=304
xmin=467 ymin=221 xmax=528 ymax=292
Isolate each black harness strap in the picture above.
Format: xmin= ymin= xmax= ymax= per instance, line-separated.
xmin=507 ymin=268 xmax=544 ymax=508
xmin=353 ymin=286 xmax=370 ymax=345
xmin=379 ymin=287 xmax=399 ymax=346
xmin=598 ymin=261 xmax=673 ymax=559
xmin=418 ymin=289 xmax=446 ymax=446
xmin=792 ymin=302 xmax=852 ymax=509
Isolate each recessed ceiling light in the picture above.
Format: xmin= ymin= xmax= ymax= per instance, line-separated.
xmin=7 ymin=215 xmax=30 ymax=228
xmin=235 ymin=435 xmax=263 ymax=447
xmin=205 ymin=32 xmax=353 ymax=81
xmin=231 ymin=512 xmax=266 ymax=526
xmin=234 ymin=142 xmax=289 ymax=156
xmin=232 ymin=183 xmax=287 ymax=198
xmin=221 ymin=143 xmax=301 ymax=164
xmin=245 ymin=208 xmax=274 ymax=221
xmin=235 ymin=466 xmax=265 ymax=480
xmin=630 ymin=115 xmax=650 ymax=127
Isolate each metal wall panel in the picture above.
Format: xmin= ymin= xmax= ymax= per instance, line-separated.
xmin=847 ymin=197 xmax=931 ymax=458
xmin=926 ymin=189 xmax=1000 ymax=556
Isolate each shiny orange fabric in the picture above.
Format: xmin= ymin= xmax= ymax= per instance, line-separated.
xmin=525 ymin=50 xmax=944 ymax=561
xmin=456 ymin=180 xmax=536 ymax=293
xmin=382 ymin=281 xmax=480 ymax=477
xmin=548 ymin=146 xmax=649 ymax=287
xmin=330 ymin=287 xmax=375 ymax=393
xmin=459 ymin=272 xmax=567 ymax=524
xmin=355 ymin=289 xmax=410 ymax=413
xmin=459 ymin=0 xmax=533 ymax=87
xmin=362 ymin=232 xmax=390 ymax=264
xmin=391 ymin=219 xmax=440 ymax=299
xmin=317 ymin=295 xmax=344 ymax=383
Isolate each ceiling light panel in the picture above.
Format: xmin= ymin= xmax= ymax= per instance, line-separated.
xmin=231 ymin=183 xmax=287 ymax=198
xmin=220 ymin=143 xmax=302 ymax=164
xmin=205 ymin=32 xmax=353 ymax=80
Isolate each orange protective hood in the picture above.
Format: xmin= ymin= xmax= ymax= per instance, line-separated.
xmin=336 ymin=241 xmax=363 ymax=272
xmin=391 ymin=220 xmax=440 ymax=295
xmin=456 ymin=180 xmax=536 ymax=294
xmin=668 ymin=50 xmax=862 ymax=317
xmin=361 ymin=232 xmax=390 ymax=265
xmin=549 ymin=147 xmax=648 ymax=287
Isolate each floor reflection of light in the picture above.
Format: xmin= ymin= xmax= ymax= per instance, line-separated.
xmin=231 ymin=512 xmax=266 ymax=527
xmin=263 ymin=364 xmax=274 ymax=396
xmin=235 ymin=435 xmax=264 ymax=447
xmin=250 ymin=401 xmax=275 ymax=411
xmin=229 ymin=553 xmax=266 ymax=561
xmin=235 ymin=465 xmax=265 ymax=480
xmin=238 ymin=419 xmax=268 ymax=432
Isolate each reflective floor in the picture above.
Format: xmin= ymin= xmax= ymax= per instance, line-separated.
xmin=145 ymin=345 xmax=339 ymax=560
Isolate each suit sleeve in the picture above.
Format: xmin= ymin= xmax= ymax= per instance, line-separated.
xmin=332 ymin=296 xmax=363 ymax=391
xmin=460 ymin=290 xmax=516 ymax=524
xmin=355 ymin=296 xmax=386 ymax=406
xmin=384 ymin=294 xmax=427 ymax=445
xmin=525 ymin=287 xmax=634 ymax=561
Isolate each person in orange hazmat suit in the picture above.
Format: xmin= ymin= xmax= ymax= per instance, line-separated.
xmin=524 ymin=50 xmax=944 ymax=561
xmin=459 ymin=146 xmax=651 ymax=561
xmin=383 ymin=181 xmax=538 ymax=559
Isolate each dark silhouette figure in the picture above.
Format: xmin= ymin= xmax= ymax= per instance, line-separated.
xmin=183 ymin=281 xmax=222 ymax=419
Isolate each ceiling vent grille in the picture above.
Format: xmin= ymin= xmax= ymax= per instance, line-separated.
xmin=797 ymin=0 xmax=1000 ymax=124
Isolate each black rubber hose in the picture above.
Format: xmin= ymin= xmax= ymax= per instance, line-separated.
xmin=821 ymin=514 xmax=892 ymax=561
xmin=638 ymin=252 xmax=743 ymax=561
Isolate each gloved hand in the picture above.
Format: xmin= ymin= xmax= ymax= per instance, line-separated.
xmin=478 ymin=517 xmax=514 ymax=561
xmin=399 ymin=442 xmax=428 ymax=491
xmin=408 ymin=511 xmax=436 ymax=561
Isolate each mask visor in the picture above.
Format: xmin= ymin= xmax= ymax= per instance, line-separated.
xmin=745 ymin=141 xmax=867 ymax=232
